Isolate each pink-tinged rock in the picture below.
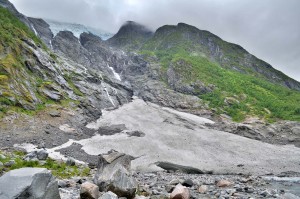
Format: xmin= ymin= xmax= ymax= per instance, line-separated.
xmin=217 ymin=179 xmax=232 ymax=187
xmin=170 ymin=184 xmax=190 ymax=199
xmin=198 ymin=185 xmax=208 ymax=193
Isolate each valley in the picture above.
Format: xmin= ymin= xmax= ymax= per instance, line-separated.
xmin=0 ymin=0 xmax=300 ymax=198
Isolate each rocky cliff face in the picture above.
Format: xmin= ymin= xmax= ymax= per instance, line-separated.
xmin=1 ymin=0 xmax=300 ymax=122
xmin=28 ymin=17 xmax=54 ymax=48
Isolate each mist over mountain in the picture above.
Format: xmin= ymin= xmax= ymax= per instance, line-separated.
xmin=0 ymin=0 xmax=300 ymax=198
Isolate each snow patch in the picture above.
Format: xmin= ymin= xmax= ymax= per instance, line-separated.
xmin=107 ymin=63 xmax=121 ymax=81
xmin=45 ymin=19 xmax=113 ymax=40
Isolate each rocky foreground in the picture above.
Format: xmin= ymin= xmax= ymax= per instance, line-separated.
xmin=0 ymin=149 xmax=300 ymax=199
xmin=0 ymin=98 xmax=300 ymax=199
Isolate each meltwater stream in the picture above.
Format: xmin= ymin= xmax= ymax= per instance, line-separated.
xmin=263 ymin=176 xmax=300 ymax=196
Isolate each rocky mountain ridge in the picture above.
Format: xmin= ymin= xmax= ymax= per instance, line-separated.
xmin=1 ymin=1 xmax=300 ymax=198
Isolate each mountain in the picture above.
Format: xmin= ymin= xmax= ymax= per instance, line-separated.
xmin=106 ymin=22 xmax=300 ymax=121
xmin=1 ymin=0 xmax=300 ymax=123
xmin=0 ymin=2 xmax=132 ymax=122
xmin=1 ymin=1 xmax=300 ymax=198
xmin=107 ymin=21 xmax=153 ymax=49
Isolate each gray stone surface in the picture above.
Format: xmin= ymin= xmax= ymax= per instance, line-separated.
xmin=100 ymin=191 xmax=118 ymax=199
xmin=94 ymin=151 xmax=137 ymax=198
xmin=83 ymin=99 xmax=300 ymax=175
xmin=0 ymin=168 xmax=60 ymax=199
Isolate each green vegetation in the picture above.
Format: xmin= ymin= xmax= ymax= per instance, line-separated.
xmin=0 ymin=7 xmax=81 ymax=118
xmin=0 ymin=7 xmax=42 ymax=50
xmin=64 ymin=72 xmax=84 ymax=96
xmin=142 ymin=48 xmax=300 ymax=122
xmin=0 ymin=150 xmax=90 ymax=179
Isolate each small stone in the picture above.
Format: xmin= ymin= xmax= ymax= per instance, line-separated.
xmin=134 ymin=196 xmax=150 ymax=199
xmin=24 ymin=151 xmax=38 ymax=161
xmin=152 ymin=190 xmax=160 ymax=195
xmin=80 ymin=181 xmax=99 ymax=199
xmin=217 ymin=180 xmax=232 ymax=187
xmin=182 ymin=179 xmax=193 ymax=187
xmin=37 ymin=150 xmax=48 ymax=160
xmin=165 ymin=185 xmax=175 ymax=193
xmin=245 ymin=186 xmax=255 ymax=193
xmin=0 ymin=154 xmax=6 ymax=159
xmin=0 ymin=162 xmax=3 ymax=167
xmin=100 ymin=191 xmax=118 ymax=199
xmin=198 ymin=185 xmax=208 ymax=194
xmin=260 ymin=190 xmax=271 ymax=197
xmin=49 ymin=110 xmax=61 ymax=117
xmin=66 ymin=157 xmax=76 ymax=166
xmin=226 ymin=189 xmax=236 ymax=195
xmin=170 ymin=184 xmax=189 ymax=199
xmin=58 ymin=180 xmax=68 ymax=188
xmin=4 ymin=160 xmax=15 ymax=167
xmin=169 ymin=179 xmax=181 ymax=185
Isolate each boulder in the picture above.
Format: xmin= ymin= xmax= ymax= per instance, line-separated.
xmin=100 ymin=191 xmax=118 ymax=199
xmin=80 ymin=181 xmax=99 ymax=199
xmin=0 ymin=168 xmax=60 ymax=199
xmin=94 ymin=150 xmax=137 ymax=199
xmin=217 ymin=179 xmax=232 ymax=187
xmin=170 ymin=184 xmax=189 ymax=199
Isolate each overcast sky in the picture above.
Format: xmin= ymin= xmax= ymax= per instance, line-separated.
xmin=10 ymin=0 xmax=300 ymax=81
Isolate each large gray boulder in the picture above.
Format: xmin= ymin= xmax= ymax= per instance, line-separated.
xmin=0 ymin=168 xmax=61 ymax=199
xmin=94 ymin=150 xmax=137 ymax=199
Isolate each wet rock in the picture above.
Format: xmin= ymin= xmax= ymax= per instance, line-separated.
xmin=80 ymin=181 xmax=99 ymax=199
xmin=198 ymin=185 xmax=208 ymax=194
xmin=0 ymin=168 xmax=60 ymax=199
xmin=94 ymin=150 xmax=137 ymax=199
xmin=170 ymin=184 xmax=189 ymax=199
xmin=217 ymin=179 xmax=232 ymax=187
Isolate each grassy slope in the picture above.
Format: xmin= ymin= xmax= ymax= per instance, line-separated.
xmin=141 ymin=33 xmax=300 ymax=122
xmin=0 ymin=7 xmax=75 ymax=118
